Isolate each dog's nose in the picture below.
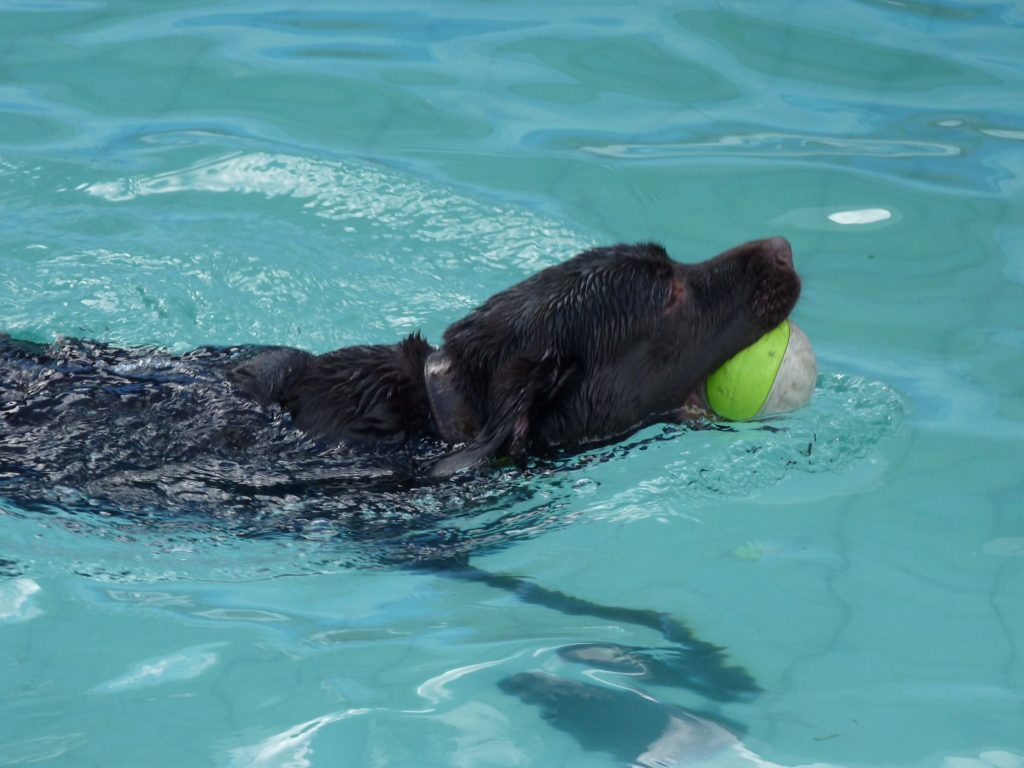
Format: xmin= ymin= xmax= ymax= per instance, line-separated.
xmin=766 ymin=236 xmax=793 ymax=269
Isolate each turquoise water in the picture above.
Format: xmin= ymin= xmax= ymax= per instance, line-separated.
xmin=1 ymin=0 xmax=1023 ymax=765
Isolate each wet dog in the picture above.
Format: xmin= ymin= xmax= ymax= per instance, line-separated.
xmin=0 ymin=236 xmax=800 ymax=495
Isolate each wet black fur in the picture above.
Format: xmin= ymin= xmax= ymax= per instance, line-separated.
xmin=1 ymin=237 xmax=800 ymax=488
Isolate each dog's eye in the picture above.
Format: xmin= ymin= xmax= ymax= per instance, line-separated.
xmin=665 ymin=277 xmax=686 ymax=310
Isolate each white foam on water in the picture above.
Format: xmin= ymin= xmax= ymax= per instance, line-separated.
xmin=0 ymin=578 xmax=42 ymax=622
xmin=93 ymin=644 xmax=221 ymax=693
xmin=82 ymin=152 xmax=589 ymax=277
xmin=228 ymin=709 xmax=369 ymax=768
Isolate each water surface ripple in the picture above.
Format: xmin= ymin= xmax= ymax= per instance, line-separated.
xmin=2 ymin=1 xmax=1022 ymax=767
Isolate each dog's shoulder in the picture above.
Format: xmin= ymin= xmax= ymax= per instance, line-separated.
xmin=234 ymin=335 xmax=435 ymax=445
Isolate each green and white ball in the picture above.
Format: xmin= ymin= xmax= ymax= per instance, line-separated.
xmin=706 ymin=320 xmax=817 ymax=421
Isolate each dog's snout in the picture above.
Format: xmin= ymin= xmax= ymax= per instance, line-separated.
xmin=766 ymin=236 xmax=793 ymax=270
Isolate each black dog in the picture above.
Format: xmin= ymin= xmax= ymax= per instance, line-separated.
xmin=0 ymin=236 xmax=799 ymax=498
xmin=232 ymin=236 xmax=800 ymax=475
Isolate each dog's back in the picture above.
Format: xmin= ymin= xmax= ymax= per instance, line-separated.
xmin=0 ymin=337 xmax=269 ymax=485
xmin=231 ymin=334 xmax=435 ymax=447
xmin=0 ymin=334 xmax=447 ymax=516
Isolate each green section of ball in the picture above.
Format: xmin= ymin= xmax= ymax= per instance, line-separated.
xmin=706 ymin=320 xmax=790 ymax=420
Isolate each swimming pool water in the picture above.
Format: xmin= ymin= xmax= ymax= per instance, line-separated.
xmin=1 ymin=1 xmax=1022 ymax=766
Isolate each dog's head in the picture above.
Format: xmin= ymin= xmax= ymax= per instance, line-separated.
xmin=658 ymin=235 xmax=802 ymax=388
xmin=433 ymin=237 xmax=802 ymax=475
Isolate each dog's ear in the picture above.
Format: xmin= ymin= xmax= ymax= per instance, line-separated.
xmin=430 ymin=353 xmax=576 ymax=477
